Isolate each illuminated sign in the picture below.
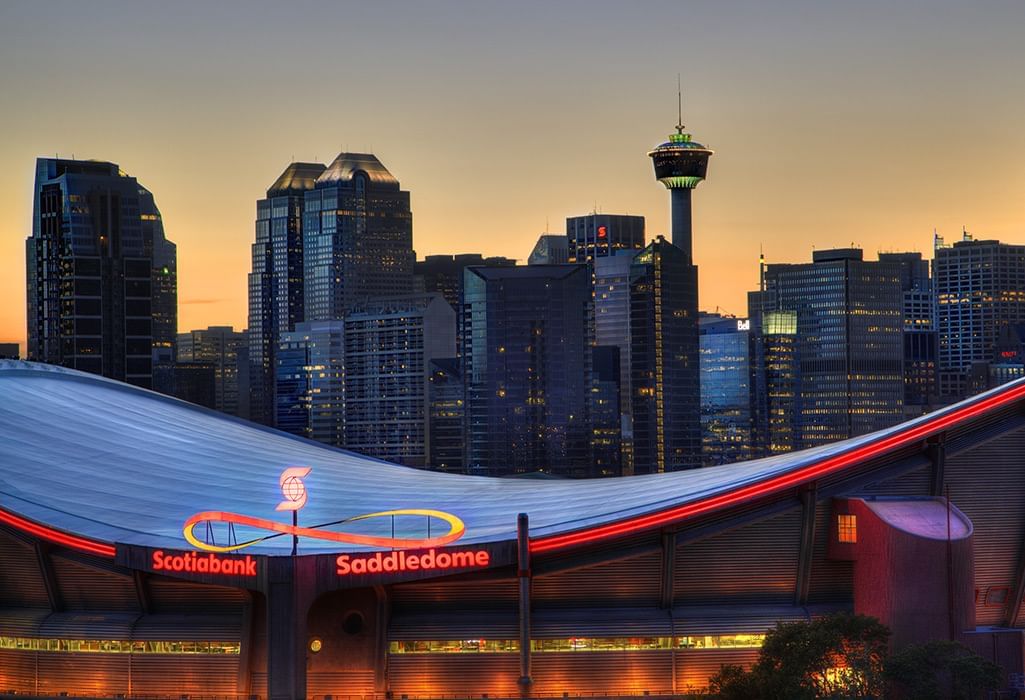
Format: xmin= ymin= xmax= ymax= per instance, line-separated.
xmin=597 ymin=226 xmax=608 ymax=239
xmin=1001 ymin=351 xmax=1018 ymax=359
xmin=183 ymin=468 xmax=467 ymax=553
xmin=337 ymin=548 xmax=490 ymax=576
xmin=152 ymin=550 xmax=257 ymax=576
xmin=737 ymin=320 xmax=751 ymax=331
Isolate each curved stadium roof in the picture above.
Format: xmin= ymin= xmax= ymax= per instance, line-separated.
xmin=1 ymin=360 xmax=1024 ymax=557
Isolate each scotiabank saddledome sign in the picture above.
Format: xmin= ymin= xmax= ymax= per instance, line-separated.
xmin=172 ymin=467 xmax=489 ymax=577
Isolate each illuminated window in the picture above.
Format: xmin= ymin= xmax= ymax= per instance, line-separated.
xmin=837 ymin=514 xmax=857 ymax=543
xmin=0 ymin=636 xmax=240 ymax=655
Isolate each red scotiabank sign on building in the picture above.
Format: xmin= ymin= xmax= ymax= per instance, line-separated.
xmin=153 ymin=550 xmax=258 ymax=577
xmin=337 ymin=548 xmax=489 ymax=576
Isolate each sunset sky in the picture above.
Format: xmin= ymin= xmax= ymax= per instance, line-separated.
xmin=2 ymin=1 xmax=1024 ymax=350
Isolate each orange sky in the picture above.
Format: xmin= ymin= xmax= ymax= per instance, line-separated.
xmin=2 ymin=2 xmax=1024 ymax=351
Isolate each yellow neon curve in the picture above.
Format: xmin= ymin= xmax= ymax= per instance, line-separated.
xmin=182 ymin=508 xmax=466 ymax=553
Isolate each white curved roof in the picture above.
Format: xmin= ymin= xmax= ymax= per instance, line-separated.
xmin=1 ymin=361 xmax=1023 ymax=556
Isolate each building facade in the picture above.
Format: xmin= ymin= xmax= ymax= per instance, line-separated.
xmin=275 ymin=320 xmax=345 ymax=445
xmin=303 ymin=153 xmax=414 ymax=322
xmin=177 ymin=325 xmax=247 ymax=416
xmin=566 ymin=214 xmax=645 ymax=264
xmin=762 ymin=249 xmax=904 ymax=449
xmin=462 ymin=265 xmax=593 ymax=477
xmin=343 ymin=294 xmax=456 ymax=467
xmin=427 ymin=357 xmax=465 ymax=472
xmin=248 ymin=162 xmax=325 ymax=426
xmin=699 ymin=313 xmax=754 ymax=466
xmin=528 ymin=234 xmax=570 ymax=265
xmin=630 ymin=238 xmax=701 ymax=472
xmin=26 ymin=157 xmax=177 ymax=390
xmin=415 ymin=253 xmax=516 ymax=311
xmin=934 ymin=237 xmax=1025 ymax=402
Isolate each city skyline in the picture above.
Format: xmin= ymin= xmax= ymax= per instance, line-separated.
xmin=2 ymin=1 xmax=1025 ymax=349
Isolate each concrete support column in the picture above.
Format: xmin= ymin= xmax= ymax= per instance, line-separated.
xmin=670 ymin=188 xmax=693 ymax=258
xmin=266 ymin=557 xmax=310 ymax=700
xmin=517 ymin=513 xmax=533 ymax=698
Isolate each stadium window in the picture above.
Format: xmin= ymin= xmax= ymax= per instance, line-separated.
xmin=837 ymin=514 xmax=857 ymax=544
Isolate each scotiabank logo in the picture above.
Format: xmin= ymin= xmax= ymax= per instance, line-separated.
xmin=152 ymin=550 xmax=257 ymax=577
xmin=337 ymin=548 xmax=490 ymax=576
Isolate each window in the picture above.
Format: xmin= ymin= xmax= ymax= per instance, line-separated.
xmin=837 ymin=514 xmax=857 ymax=543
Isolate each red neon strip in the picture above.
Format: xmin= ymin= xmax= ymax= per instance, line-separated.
xmin=531 ymin=382 xmax=1025 ymax=554
xmin=0 ymin=507 xmax=116 ymax=558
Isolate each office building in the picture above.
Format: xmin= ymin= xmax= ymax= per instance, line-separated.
xmin=177 ymin=326 xmax=247 ymax=416
xmin=747 ymin=293 xmax=799 ymax=456
xmin=415 ymin=253 xmax=516 ymax=310
xmin=878 ymin=252 xmax=938 ymax=416
xmin=528 ymin=234 xmax=570 ymax=265
xmin=934 ymin=236 xmax=1025 ymax=401
xmin=762 ymin=249 xmax=904 ymax=448
xmin=0 ymin=343 xmax=18 ymax=359
xmin=343 ymin=294 xmax=456 ymax=467
xmin=303 ymin=153 xmax=414 ymax=321
xmin=26 ymin=157 xmax=177 ymax=389
xmin=699 ymin=313 xmax=754 ymax=466
xmin=591 ymin=345 xmax=624 ymax=476
xmin=427 ymin=357 xmax=464 ymax=472
xmin=249 ymin=161 xmax=325 ymax=426
xmin=8 ymin=360 xmax=1025 ymax=697
xmin=275 ymin=320 xmax=345 ymax=445
xmin=462 ymin=264 xmax=593 ymax=477
xmin=566 ymin=214 xmax=645 ymax=263
xmin=172 ymin=362 xmax=217 ymax=409
xmin=630 ymin=237 xmax=701 ymax=472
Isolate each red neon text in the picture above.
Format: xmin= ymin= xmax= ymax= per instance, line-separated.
xmin=336 ymin=548 xmax=490 ymax=576
xmin=152 ymin=550 xmax=257 ymax=576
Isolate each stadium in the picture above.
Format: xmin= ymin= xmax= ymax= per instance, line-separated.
xmin=2 ymin=359 xmax=1025 ymax=698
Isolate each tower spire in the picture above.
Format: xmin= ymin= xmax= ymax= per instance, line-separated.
xmin=676 ymin=74 xmax=685 ymax=134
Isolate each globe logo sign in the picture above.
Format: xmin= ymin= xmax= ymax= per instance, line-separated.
xmin=276 ymin=466 xmax=311 ymax=512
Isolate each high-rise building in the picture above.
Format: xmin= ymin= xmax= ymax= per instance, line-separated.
xmin=177 ymin=326 xmax=247 ymax=416
xmin=428 ymin=357 xmax=465 ymax=472
xmin=566 ymin=214 xmax=645 ymax=263
xmin=878 ymin=252 xmax=938 ymax=416
xmin=415 ymin=253 xmax=516 ymax=310
xmin=172 ymin=362 xmax=216 ymax=409
xmin=26 ymin=157 xmax=177 ymax=389
xmin=462 ymin=264 xmax=593 ymax=477
xmin=593 ymin=250 xmax=640 ymax=472
xmin=699 ymin=313 xmax=754 ymax=466
xmin=934 ymin=236 xmax=1025 ymax=402
xmin=249 ymin=161 xmax=325 ymax=426
xmin=0 ymin=344 xmax=19 ymax=360
xmin=275 ymin=320 xmax=345 ymax=445
xmin=303 ymin=153 xmax=414 ymax=322
xmin=343 ymin=294 xmax=456 ymax=467
xmin=748 ymin=304 xmax=799 ymax=456
xmin=528 ymin=234 xmax=570 ymax=265
xmin=762 ymin=249 xmax=904 ymax=448
xmin=591 ymin=345 xmax=623 ymax=476
xmin=630 ymin=238 xmax=701 ymax=472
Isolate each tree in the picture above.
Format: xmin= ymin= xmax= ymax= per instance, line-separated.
xmin=709 ymin=613 xmax=890 ymax=699
xmin=884 ymin=640 xmax=1001 ymax=699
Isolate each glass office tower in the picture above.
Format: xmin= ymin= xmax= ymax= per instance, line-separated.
xmin=249 ymin=162 xmax=325 ymax=426
xmin=275 ymin=320 xmax=345 ymax=445
xmin=462 ymin=264 xmax=593 ymax=477
xmin=566 ymin=214 xmax=645 ymax=264
xmin=630 ymin=237 xmax=701 ymax=472
xmin=763 ymin=249 xmax=904 ymax=448
xmin=177 ymin=326 xmax=247 ymax=416
xmin=26 ymin=158 xmax=177 ymax=390
xmin=303 ymin=153 xmax=414 ymax=321
xmin=699 ymin=313 xmax=754 ymax=466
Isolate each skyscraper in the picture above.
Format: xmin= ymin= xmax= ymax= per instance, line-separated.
xmin=699 ymin=313 xmax=754 ymax=466
xmin=566 ymin=214 xmax=645 ymax=264
xmin=630 ymin=238 xmax=701 ymax=472
xmin=748 ymin=305 xmax=799 ymax=456
xmin=528 ymin=234 xmax=570 ymax=265
xmin=177 ymin=325 xmax=247 ymax=416
xmin=303 ymin=153 xmax=414 ymax=321
xmin=275 ymin=320 xmax=345 ymax=445
xmin=26 ymin=157 xmax=177 ymax=389
xmin=878 ymin=251 xmax=938 ymax=416
xmin=415 ymin=253 xmax=516 ymax=310
xmin=934 ymin=236 xmax=1025 ymax=402
xmin=762 ymin=249 xmax=904 ymax=447
xmin=249 ymin=161 xmax=325 ymax=426
xmin=343 ymin=294 xmax=456 ymax=467
xmin=428 ymin=357 xmax=465 ymax=472
xmin=462 ymin=264 xmax=593 ymax=477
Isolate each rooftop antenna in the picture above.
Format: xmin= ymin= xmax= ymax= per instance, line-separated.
xmin=676 ymin=74 xmax=685 ymax=134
